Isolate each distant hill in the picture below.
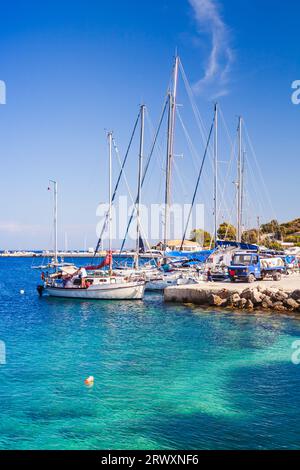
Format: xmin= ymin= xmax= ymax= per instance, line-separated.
xmin=242 ymin=218 xmax=300 ymax=248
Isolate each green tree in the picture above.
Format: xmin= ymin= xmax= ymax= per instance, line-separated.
xmin=217 ymin=222 xmax=236 ymax=241
xmin=190 ymin=229 xmax=212 ymax=247
xmin=260 ymin=219 xmax=280 ymax=234
xmin=242 ymin=229 xmax=258 ymax=244
xmin=264 ymin=237 xmax=282 ymax=251
xmin=260 ymin=219 xmax=285 ymax=240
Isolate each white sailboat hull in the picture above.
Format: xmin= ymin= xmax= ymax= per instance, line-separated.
xmin=146 ymin=274 xmax=200 ymax=291
xmin=45 ymin=281 xmax=145 ymax=300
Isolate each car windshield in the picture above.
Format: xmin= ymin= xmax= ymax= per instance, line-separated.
xmin=232 ymin=255 xmax=252 ymax=266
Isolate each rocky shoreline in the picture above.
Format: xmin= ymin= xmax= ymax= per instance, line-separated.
xmin=164 ymin=281 xmax=300 ymax=313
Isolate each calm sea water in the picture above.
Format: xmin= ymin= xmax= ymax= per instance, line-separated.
xmin=0 ymin=257 xmax=300 ymax=450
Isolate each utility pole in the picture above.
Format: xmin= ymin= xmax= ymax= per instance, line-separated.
xmin=257 ymin=216 xmax=260 ymax=246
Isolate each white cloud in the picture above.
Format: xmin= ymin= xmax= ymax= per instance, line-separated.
xmin=188 ymin=0 xmax=234 ymax=97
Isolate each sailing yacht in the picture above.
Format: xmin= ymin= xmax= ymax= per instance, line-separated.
xmin=38 ymin=132 xmax=145 ymax=300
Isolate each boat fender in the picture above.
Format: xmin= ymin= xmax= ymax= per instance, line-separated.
xmin=37 ymin=285 xmax=44 ymax=297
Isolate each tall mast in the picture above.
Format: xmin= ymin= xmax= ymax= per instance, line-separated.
xmin=50 ymin=180 xmax=58 ymax=266
xmin=135 ymin=104 xmax=145 ymax=269
xmin=213 ymin=103 xmax=218 ymax=246
xmin=108 ymin=131 xmax=113 ymax=275
xmin=237 ymin=116 xmax=243 ymax=243
xmin=241 ymin=148 xmax=246 ymax=235
xmin=164 ymin=55 xmax=179 ymax=249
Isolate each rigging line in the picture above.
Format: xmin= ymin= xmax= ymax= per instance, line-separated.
xmin=113 ymin=137 xmax=152 ymax=253
xmin=93 ymin=111 xmax=141 ymax=256
xmin=243 ymin=122 xmax=277 ymax=221
xmin=177 ymin=106 xmax=230 ymax=210
xmin=177 ymin=107 xmax=235 ymax=235
xmin=179 ymin=60 xmax=237 ymax=235
xmin=219 ymin=105 xmax=235 ymax=149
xmin=215 ymin=104 xmax=239 ymax=216
xmin=209 ymin=129 xmax=237 ymax=247
xmin=243 ymin=152 xmax=266 ymax=222
xmin=180 ymin=118 xmax=214 ymax=251
xmin=176 ymin=108 xmax=216 ymax=201
xmin=176 ymin=108 xmax=202 ymax=173
xmin=120 ymin=95 xmax=169 ymax=253
xmin=216 ymin=137 xmax=237 ymax=222
xmin=179 ymin=102 xmax=235 ymax=226
xmin=240 ymin=140 xmax=269 ymax=222
xmin=145 ymin=107 xmax=166 ymax=182
xmin=173 ymin=157 xmax=189 ymax=199
xmin=142 ymin=97 xmax=169 ymax=186
xmin=178 ymin=59 xmax=210 ymax=149
xmin=225 ymin=198 xmax=239 ymax=240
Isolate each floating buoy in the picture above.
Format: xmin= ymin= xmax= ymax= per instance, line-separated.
xmin=84 ymin=376 xmax=94 ymax=386
xmin=20 ymin=290 xmax=25 ymax=295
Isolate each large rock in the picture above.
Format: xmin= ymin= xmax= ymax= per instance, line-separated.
xmin=250 ymin=289 xmax=263 ymax=305
xmin=215 ymin=289 xmax=230 ymax=300
xmin=209 ymin=294 xmax=228 ymax=307
xmin=229 ymin=293 xmax=241 ymax=306
xmin=271 ymin=290 xmax=289 ymax=302
xmin=272 ymin=302 xmax=287 ymax=312
xmin=285 ymin=298 xmax=299 ymax=310
xmin=241 ymin=288 xmax=253 ymax=300
xmin=291 ymin=290 xmax=300 ymax=302
xmin=238 ymin=298 xmax=248 ymax=309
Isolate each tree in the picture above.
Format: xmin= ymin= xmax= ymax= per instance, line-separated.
xmin=217 ymin=222 xmax=236 ymax=241
xmin=260 ymin=219 xmax=286 ymax=241
xmin=242 ymin=229 xmax=258 ymax=244
xmin=260 ymin=219 xmax=280 ymax=234
xmin=264 ymin=237 xmax=282 ymax=251
xmin=190 ymin=229 xmax=212 ymax=247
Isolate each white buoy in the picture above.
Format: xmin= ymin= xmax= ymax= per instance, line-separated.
xmin=84 ymin=376 xmax=94 ymax=387
xmin=20 ymin=290 xmax=25 ymax=295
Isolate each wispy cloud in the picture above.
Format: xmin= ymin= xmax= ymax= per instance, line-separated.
xmin=188 ymin=0 xmax=234 ymax=97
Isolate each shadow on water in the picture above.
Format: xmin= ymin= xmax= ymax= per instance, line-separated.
xmin=127 ymin=361 xmax=300 ymax=450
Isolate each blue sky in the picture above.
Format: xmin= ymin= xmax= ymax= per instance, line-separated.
xmin=0 ymin=0 xmax=299 ymax=250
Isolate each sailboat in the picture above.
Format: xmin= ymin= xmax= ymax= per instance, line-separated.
xmin=38 ymin=133 xmax=145 ymax=300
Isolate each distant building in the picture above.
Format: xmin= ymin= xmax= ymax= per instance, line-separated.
xmin=280 ymin=242 xmax=295 ymax=248
xmin=155 ymin=240 xmax=202 ymax=252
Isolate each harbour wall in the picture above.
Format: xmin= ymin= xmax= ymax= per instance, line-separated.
xmin=164 ymin=278 xmax=300 ymax=313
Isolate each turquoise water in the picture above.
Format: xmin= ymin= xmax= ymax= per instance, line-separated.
xmin=0 ymin=258 xmax=300 ymax=450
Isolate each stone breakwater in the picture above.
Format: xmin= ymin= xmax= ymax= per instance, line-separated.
xmin=164 ymin=279 xmax=300 ymax=313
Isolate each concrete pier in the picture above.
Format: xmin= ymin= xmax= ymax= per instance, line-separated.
xmin=164 ymin=276 xmax=300 ymax=312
